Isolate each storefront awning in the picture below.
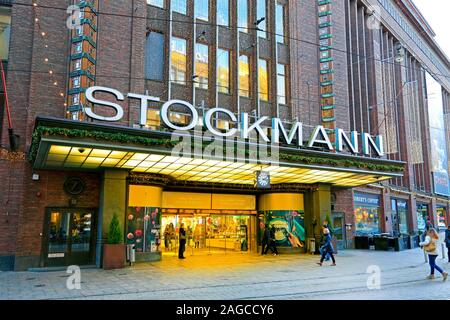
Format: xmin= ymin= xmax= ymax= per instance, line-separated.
xmin=29 ymin=117 xmax=405 ymax=188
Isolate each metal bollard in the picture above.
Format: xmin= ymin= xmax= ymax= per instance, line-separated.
xmin=423 ymin=248 xmax=428 ymax=263
xmin=442 ymin=243 xmax=447 ymax=260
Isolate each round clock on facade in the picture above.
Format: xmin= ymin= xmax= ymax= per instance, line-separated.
xmin=256 ymin=171 xmax=270 ymax=189
xmin=63 ymin=177 xmax=86 ymax=195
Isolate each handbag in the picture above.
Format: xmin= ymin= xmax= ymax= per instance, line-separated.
xmin=424 ymin=240 xmax=436 ymax=253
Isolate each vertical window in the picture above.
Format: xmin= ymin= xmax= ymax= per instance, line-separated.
xmin=72 ymin=76 xmax=80 ymax=88
xmin=239 ymin=55 xmax=250 ymax=97
xmin=76 ymin=26 xmax=83 ymax=36
xmin=237 ymin=0 xmax=248 ymax=33
xmin=217 ymin=0 xmax=229 ymax=27
xmin=170 ymin=37 xmax=187 ymax=85
xmin=73 ymin=94 xmax=80 ymax=105
xmin=277 ymin=64 xmax=287 ymax=104
xmin=276 ymin=3 xmax=285 ymax=44
xmin=171 ymin=0 xmax=187 ymax=14
xmin=256 ymin=0 xmax=267 ymax=38
xmin=258 ymin=58 xmax=269 ymax=101
xmin=75 ymin=43 xmax=82 ymax=53
xmin=74 ymin=59 xmax=81 ymax=70
xmin=195 ymin=0 xmax=209 ymax=21
xmin=217 ymin=49 xmax=230 ymax=94
xmin=195 ymin=43 xmax=209 ymax=89
xmin=0 ymin=7 xmax=11 ymax=60
xmin=145 ymin=31 xmax=165 ymax=81
xmin=147 ymin=0 xmax=164 ymax=8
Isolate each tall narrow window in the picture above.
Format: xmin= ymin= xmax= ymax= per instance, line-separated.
xmin=237 ymin=0 xmax=248 ymax=33
xmin=170 ymin=37 xmax=187 ymax=85
xmin=217 ymin=0 xmax=230 ymax=27
xmin=276 ymin=3 xmax=285 ymax=44
xmin=277 ymin=64 xmax=287 ymax=104
xmin=217 ymin=49 xmax=230 ymax=94
xmin=195 ymin=0 xmax=209 ymax=21
xmin=259 ymin=58 xmax=269 ymax=101
xmin=147 ymin=0 xmax=164 ymax=8
xmin=145 ymin=31 xmax=165 ymax=81
xmin=171 ymin=0 xmax=187 ymax=14
xmin=195 ymin=43 xmax=209 ymax=89
xmin=256 ymin=0 xmax=267 ymax=38
xmin=239 ymin=55 xmax=250 ymax=97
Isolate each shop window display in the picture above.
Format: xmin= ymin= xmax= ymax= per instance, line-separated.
xmin=354 ymin=193 xmax=381 ymax=235
xmin=437 ymin=206 xmax=447 ymax=230
xmin=416 ymin=203 xmax=429 ymax=232
xmin=126 ymin=207 xmax=161 ymax=253
xmin=259 ymin=210 xmax=305 ymax=247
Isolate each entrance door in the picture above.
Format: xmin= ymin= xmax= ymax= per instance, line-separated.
xmin=42 ymin=208 xmax=96 ymax=267
xmin=332 ymin=213 xmax=345 ymax=250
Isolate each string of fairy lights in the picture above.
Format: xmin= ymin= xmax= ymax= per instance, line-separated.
xmin=32 ymin=1 xmax=67 ymax=109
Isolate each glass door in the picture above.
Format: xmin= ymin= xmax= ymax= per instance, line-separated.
xmin=332 ymin=213 xmax=345 ymax=250
xmin=42 ymin=208 xmax=96 ymax=267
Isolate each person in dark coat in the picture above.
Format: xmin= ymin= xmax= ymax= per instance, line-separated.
xmin=317 ymin=228 xmax=336 ymax=266
xmin=261 ymin=224 xmax=270 ymax=255
xmin=445 ymin=225 xmax=450 ymax=263
xmin=266 ymin=225 xmax=278 ymax=256
xmin=178 ymin=223 xmax=186 ymax=259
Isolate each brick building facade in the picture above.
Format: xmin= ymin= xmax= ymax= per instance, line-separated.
xmin=0 ymin=0 xmax=449 ymax=271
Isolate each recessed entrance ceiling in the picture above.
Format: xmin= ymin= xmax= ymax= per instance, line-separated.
xmin=41 ymin=144 xmax=395 ymax=187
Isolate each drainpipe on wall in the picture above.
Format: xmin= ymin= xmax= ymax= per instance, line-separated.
xmin=0 ymin=60 xmax=18 ymax=151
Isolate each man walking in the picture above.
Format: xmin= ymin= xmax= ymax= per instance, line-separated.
xmin=261 ymin=224 xmax=270 ymax=255
xmin=178 ymin=223 xmax=186 ymax=259
xmin=445 ymin=224 xmax=450 ymax=263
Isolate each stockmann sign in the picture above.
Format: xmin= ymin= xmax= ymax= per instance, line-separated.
xmin=85 ymin=86 xmax=384 ymax=157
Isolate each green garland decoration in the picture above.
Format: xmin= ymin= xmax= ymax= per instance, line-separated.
xmin=29 ymin=126 xmax=404 ymax=173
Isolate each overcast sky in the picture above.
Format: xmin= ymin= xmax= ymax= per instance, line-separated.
xmin=413 ymin=0 xmax=450 ymax=59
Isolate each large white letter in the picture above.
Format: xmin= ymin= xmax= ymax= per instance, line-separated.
xmin=85 ymin=86 xmax=124 ymax=122
xmin=127 ymin=93 xmax=160 ymax=126
xmin=240 ymin=113 xmax=270 ymax=142
xmin=307 ymin=125 xmax=334 ymax=150
xmin=335 ymin=129 xmax=359 ymax=154
xmin=160 ymin=100 xmax=199 ymax=131
xmin=271 ymin=118 xmax=303 ymax=146
xmin=204 ymin=108 xmax=238 ymax=137
xmin=362 ymin=133 xmax=384 ymax=156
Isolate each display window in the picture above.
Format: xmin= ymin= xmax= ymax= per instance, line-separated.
xmin=416 ymin=203 xmax=429 ymax=232
xmin=126 ymin=207 xmax=161 ymax=253
xmin=437 ymin=206 xmax=447 ymax=229
xmin=258 ymin=210 xmax=305 ymax=247
xmin=391 ymin=199 xmax=409 ymax=235
xmin=354 ymin=193 xmax=381 ymax=235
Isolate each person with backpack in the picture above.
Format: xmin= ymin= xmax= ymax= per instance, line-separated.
xmin=419 ymin=228 xmax=448 ymax=280
xmin=261 ymin=224 xmax=271 ymax=255
xmin=267 ymin=225 xmax=278 ymax=256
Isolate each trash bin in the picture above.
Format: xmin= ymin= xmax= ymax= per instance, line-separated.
xmin=308 ymin=238 xmax=316 ymax=254
xmin=126 ymin=244 xmax=136 ymax=264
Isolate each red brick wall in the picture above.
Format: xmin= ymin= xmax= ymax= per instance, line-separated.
xmin=14 ymin=168 xmax=100 ymax=258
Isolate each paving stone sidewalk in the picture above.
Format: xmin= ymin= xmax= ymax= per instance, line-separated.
xmin=1 ymin=248 xmax=449 ymax=300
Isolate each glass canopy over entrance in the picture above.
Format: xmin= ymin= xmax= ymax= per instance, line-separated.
xmin=30 ymin=117 xmax=405 ymax=188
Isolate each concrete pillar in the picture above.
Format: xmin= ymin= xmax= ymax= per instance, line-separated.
xmin=96 ymin=170 xmax=128 ymax=267
xmin=410 ymin=195 xmax=418 ymax=233
xmin=381 ymin=189 xmax=392 ymax=234
xmin=309 ymin=184 xmax=331 ymax=250
xmin=430 ymin=198 xmax=438 ymax=228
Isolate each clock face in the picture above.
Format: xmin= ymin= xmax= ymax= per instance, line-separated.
xmin=63 ymin=177 xmax=86 ymax=195
xmin=257 ymin=172 xmax=270 ymax=188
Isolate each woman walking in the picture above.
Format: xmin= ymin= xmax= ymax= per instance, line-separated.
xmin=419 ymin=228 xmax=448 ymax=280
xmin=317 ymin=228 xmax=336 ymax=266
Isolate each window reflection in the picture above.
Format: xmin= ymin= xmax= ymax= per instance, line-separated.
xmin=237 ymin=0 xmax=248 ymax=33
xmin=170 ymin=37 xmax=187 ymax=85
xmin=239 ymin=55 xmax=250 ymax=97
xmin=217 ymin=48 xmax=230 ymax=94
xmin=195 ymin=0 xmax=209 ymax=21
xmin=258 ymin=58 xmax=269 ymax=101
xmin=277 ymin=63 xmax=287 ymax=104
xmin=195 ymin=43 xmax=209 ymax=89
xmin=217 ymin=0 xmax=229 ymax=26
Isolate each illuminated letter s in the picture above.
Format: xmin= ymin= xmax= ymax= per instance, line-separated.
xmin=85 ymin=86 xmax=125 ymax=122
